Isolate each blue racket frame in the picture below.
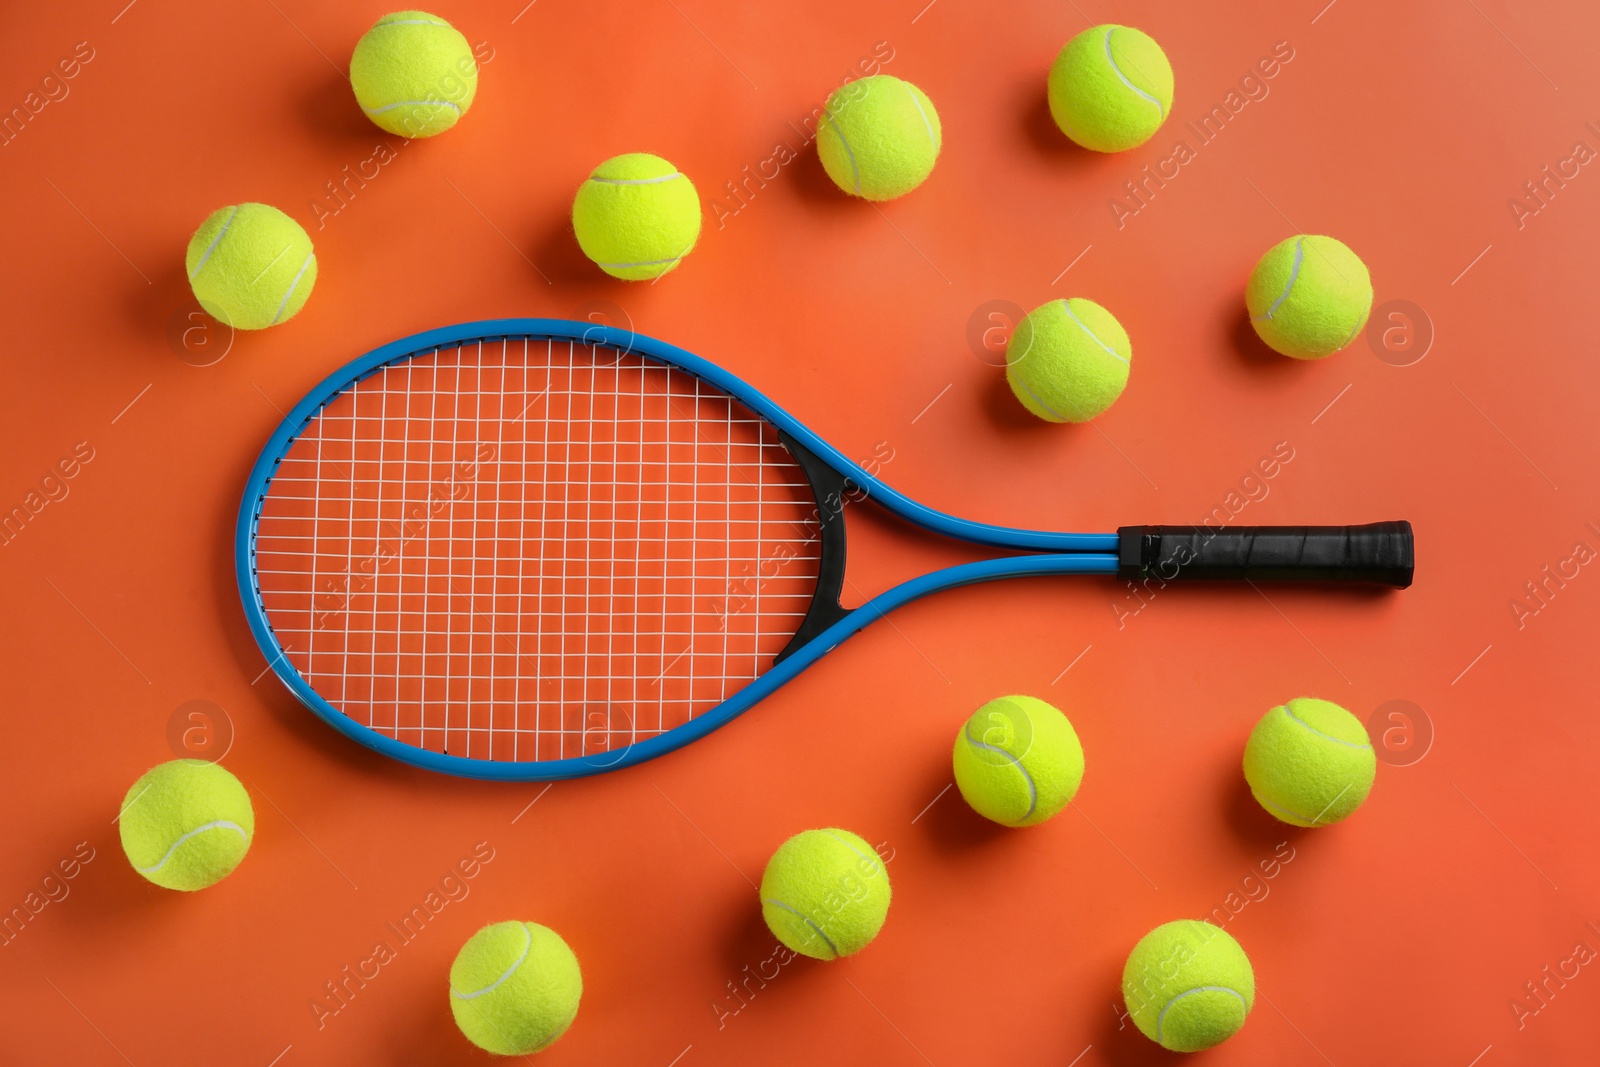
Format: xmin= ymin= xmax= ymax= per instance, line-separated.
xmin=236 ymin=319 xmax=1118 ymax=780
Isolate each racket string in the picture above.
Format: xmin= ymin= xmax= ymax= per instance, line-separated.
xmin=254 ymin=338 xmax=821 ymax=762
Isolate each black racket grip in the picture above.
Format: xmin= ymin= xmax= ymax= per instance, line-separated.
xmin=1117 ymin=522 xmax=1414 ymax=588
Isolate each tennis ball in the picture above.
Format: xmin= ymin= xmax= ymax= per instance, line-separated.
xmin=816 ymin=74 xmax=942 ymax=201
xmin=1048 ymin=25 xmax=1174 ymax=152
xmin=571 ymin=153 xmax=703 ymax=281
xmin=1246 ymin=235 xmax=1373 ymax=359
xmin=118 ymin=760 xmax=254 ymax=891
xmin=1123 ymin=920 xmax=1255 ymax=1052
xmin=952 ymin=695 xmax=1084 ymax=827
xmin=760 ymin=828 xmax=890 ymax=960
xmin=185 ymin=203 xmax=317 ymax=330
xmin=450 ymin=921 xmax=582 ymax=1056
xmin=1005 ymin=297 xmax=1131 ymax=422
xmin=1243 ymin=697 xmax=1376 ymax=827
xmin=350 ymin=11 xmax=478 ymax=138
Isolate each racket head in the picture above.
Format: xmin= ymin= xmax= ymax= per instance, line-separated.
xmin=236 ymin=319 xmax=847 ymax=779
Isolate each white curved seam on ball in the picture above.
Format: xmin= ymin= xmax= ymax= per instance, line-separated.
xmin=762 ymin=899 xmax=838 ymax=957
xmin=903 ymin=83 xmax=937 ymax=148
xmin=824 ymin=113 xmax=862 ymax=194
xmin=963 ymin=724 xmax=1038 ymax=821
xmin=1258 ymin=238 xmax=1305 ymax=321
xmin=1015 ymin=377 xmax=1071 ymax=421
xmin=1155 ymin=985 xmax=1248 ymax=1045
xmin=820 ymin=829 xmax=883 ymax=876
xmin=588 ymin=172 xmax=684 ymax=186
xmin=596 ymin=253 xmax=687 ymax=270
xmin=452 ymin=922 xmax=533 ymax=1000
xmin=364 ymin=100 xmax=462 ymax=116
xmin=1061 ymin=300 xmax=1129 ymax=364
xmin=136 ymin=820 xmax=248 ymax=874
xmin=376 ymin=19 xmax=451 ymax=27
xmin=1254 ymin=783 xmax=1356 ymax=825
xmin=188 ymin=206 xmax=239 ymax=280
xmin=1102 ymin=29 xmax=1164 ymax=118
xmin=1254 ymin=793 xmax=1317 ymax=824
xmin=1281 ymin=704 xmax=1371 ymax=749
xmin=272 ymin=252 xmax=315 ymax=326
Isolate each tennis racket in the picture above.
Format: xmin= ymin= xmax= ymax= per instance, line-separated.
xmin=236 ymin=319 xmax=1413 ymax=781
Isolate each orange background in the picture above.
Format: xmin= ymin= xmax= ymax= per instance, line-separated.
xmin=2 ymin=1 xmax=1597 ymax=1064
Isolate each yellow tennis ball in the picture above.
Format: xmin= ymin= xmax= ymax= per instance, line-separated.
xmin=1048 ymin=25 xmax=1174 ymax=152
xmin=759 ymin=828 xmax=890 ymax=960
xmin=952 ymin=695 xmax=1084 ymax=827
xmin=1123 ymin=920 xmax=1255 ymax=1052
xmin=571 ymin=153 xmax=703 ymax=281
xmin=450 ymin=921 xmax=582 ymax=1056
xmin=185 ymin=203 xmax=317 ymax=330
xmin=1246 ymin=235 xmax=1373 ymax=359
xmin=118 ymin=760 xmax=254 ymax=891
xmin=816 ymin=74 xmax=942 ymax=201
xmin=1005 ymin=297 xmax=1131 ymax=422
xmin=350 ymin=11 xmax=478 ymax=138
xmin=1243 ymin=697 xmax=1376 ymax=826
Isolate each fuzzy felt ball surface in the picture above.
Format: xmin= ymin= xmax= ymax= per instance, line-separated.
xmin=1123 ymin=920 xmax=1255 ymax=1052
xmin=1243 ymin=697 xmax=1376 ymax=826
xmin=759 ymin=828 xmax=890 ymax=960
xmin=185 ymin=203 xmax=317 ymax=330
xmin=571 ymin=152 xmax=703 ymax=280
xmin=1005 ymin=297 xmax=1131 ymax=422
xmin=1246 ymin=235 xmax=1373 ymax=358
xmin=350 ymin=10 xmax=478 ymax=138
xmin=449 ymin=921 xmax=582 ymax=1055
xmin=118 ymin=760 xmax=254 ymax=891
xmin=952 ymin=695 xmax=1085 ymax=827
xmin=1048 ymin=25 xmax=1173 ymax=152
xmin=816 ymin=74 xmax=942 ymax=200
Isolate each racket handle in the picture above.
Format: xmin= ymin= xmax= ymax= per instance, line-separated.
xmin=1116 ymin=521 xmax=1414 ymax=588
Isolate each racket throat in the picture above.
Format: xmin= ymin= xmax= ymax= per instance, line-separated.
xmin=774 ymin=431 xmax=852 ymax=664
